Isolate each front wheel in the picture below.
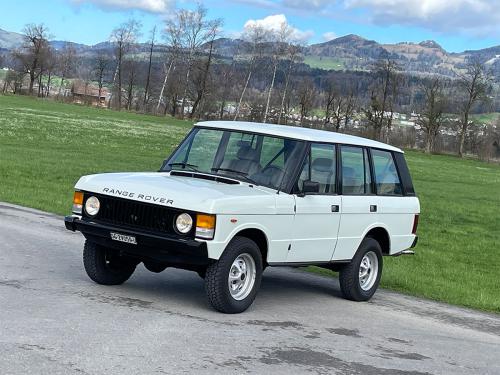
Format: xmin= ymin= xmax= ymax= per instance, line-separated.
xmin=339 ymin=237 xmax=383 ymax=301
xmin=83 ymin=240 xmax=137 ymax=285
xmin=205 ymin=237 xmax=263 ymax=313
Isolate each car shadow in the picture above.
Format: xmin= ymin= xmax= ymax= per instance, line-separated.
xmin=110 ymin=266 xmax=344 ymax=311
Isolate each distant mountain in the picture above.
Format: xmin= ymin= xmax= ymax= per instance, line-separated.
xmin=49 ymin=40 xmax=90 ymax=51
xmin=0 ymin=28 xmax=24 ymax=49
xmin=1 ymin=27 xmax=499 ymax=79
xmin=307 ymin=34 xmax=389 ymax=60
xmin=304 ymin=34 xmax=500 ymax=77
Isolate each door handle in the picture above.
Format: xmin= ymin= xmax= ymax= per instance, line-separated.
xmin=331 ymin=205 xmax=339 ymax=213
xmin=370 ymin=205 xmax=377 ymax=213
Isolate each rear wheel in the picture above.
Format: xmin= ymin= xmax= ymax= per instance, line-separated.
xmin=83 ymin=240 xmax=137 ymax=285
xmin=205 ymin=237 xmax=263 ymax=313
xmin=339 ymin=237 xmax=383 ymax=301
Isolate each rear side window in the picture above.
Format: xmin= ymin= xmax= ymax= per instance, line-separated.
xmin=393 ymin=152 xmax=416 ymax=196
xmin=340 ymin=146 xmax=372 ymax=195
xmin=371 ymin=149 xmax=402 ymax=196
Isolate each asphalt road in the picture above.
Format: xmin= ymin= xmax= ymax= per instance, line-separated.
xmin=1 ymin=203 xmax=499 ymax=375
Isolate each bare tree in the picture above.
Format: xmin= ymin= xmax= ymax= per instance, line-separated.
xmin=456 ymin=60 xmax=492 ymax=157
xmin=143 ymin=26 xmax=156 ymax=109
xmin=124 ymin=59 xmax=138 ymax=111
xmin=157 ymin=20 xmax=182 ymax=114
xmin=364 ymin=58 xmax=400 ymax=141
xmin=43 ymin=47 xmax=57 ymax=97
xmin=298 ymin=78 xmax=315 ymax=125
xmin=263 ymin=22 xmax=294 ymax=123
xmin=167 ymin=5 xmax=217 ymax=118
xmin=14 ymin=24 xmax=51 ymax=95
xmin=277 ymin=43 xmax=300 ymax=124
xmin=189 ymin=19 xmax=222 ymax=118
xmin=215 ymin=63 xmax=236 ymax=119
xmin=94 ymin=50 xmax=110 ymax=101
xmin=3 ymin=70 xmax=24 ymax=94
xmin=323 ymin=80 xmax=338 ymax=128
xmin=109 ymin=19 xmax=141 ymax=110
xmin=37 ymin=45 xmax=55 ymax=97
xmin=325 ymin=91 xmax=357 ymax=132
xmin=57 ymin=44 xmax=76 ymax=97
xmin=417 ymin=78 xmax=446 ymax=153
xmin=234 ymin=25 xmax=267 ymax=120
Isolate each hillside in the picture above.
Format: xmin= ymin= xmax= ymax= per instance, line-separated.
xmin=1 ymin=26 xmax=499 ymax=78
xmin=0 ymin=28 xmax=24 ymax=50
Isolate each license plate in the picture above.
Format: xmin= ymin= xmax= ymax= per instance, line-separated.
xmin=110 ymin=232 xmax=137 ymax=245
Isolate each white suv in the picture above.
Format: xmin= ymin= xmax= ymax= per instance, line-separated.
xmin=65 ymin=121 xmax=420 ymax=313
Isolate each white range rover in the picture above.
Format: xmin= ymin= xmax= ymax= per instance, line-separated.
xmin=65 ymin=121 xmax=419 ymax=313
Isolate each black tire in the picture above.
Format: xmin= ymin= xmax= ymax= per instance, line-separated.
xmin=143 ymin=262 xmax=167 ymax=273
xmin=197 ymin=268 xmax=207 ymax=279
xmin=205 ymin=237 xmax=263 ymax=314
xmin=339 ymin=237 xmax=383 ymax=301
xmin=83 ymin=240 xmax=137 ymax=285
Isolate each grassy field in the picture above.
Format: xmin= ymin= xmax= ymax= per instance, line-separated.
xmin=1 ymin=94 xmax=499 ymax=313
xmin=303 ymin=56 xmax=345 ymax=71
xmin=0 ymin=95 xmax=193 ymax=214
xmin=471 ymin=112 xmax=500 ymax=125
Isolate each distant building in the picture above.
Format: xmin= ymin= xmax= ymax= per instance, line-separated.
xmin=71 ymin=80 xmax=109 ymax=107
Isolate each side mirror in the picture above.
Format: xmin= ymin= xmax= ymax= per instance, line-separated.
xmin=301 ymin=180 xmax=320 ymax=195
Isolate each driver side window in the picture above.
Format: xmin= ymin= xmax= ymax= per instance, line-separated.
xmin=296 ymin=143 xmax=336 ymax=194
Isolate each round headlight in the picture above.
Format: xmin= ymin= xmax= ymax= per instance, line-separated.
xmin=85 ymin=196 xmax=100 ymax=216
xmin=175 ymin=213 xmax=193 ymax=234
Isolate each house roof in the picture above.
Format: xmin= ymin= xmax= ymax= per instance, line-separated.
xmin=71 ymin=80 xmax=108 ymax=98
xmin=195 ymin=121 xmax=403 ymax=153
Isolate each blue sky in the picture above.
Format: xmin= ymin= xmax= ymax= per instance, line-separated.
xmin=1 ymin=0 xmax=499 ymax=52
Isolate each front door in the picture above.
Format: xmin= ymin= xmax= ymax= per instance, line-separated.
xmin=288 ymin=143 xmax=342 ymax=263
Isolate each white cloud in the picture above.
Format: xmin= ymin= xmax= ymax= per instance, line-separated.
xmin=344 ymin=0 xmax=500 ymax=36
xmin=322 ymin=31 xmax=337 ymax=41
xmin=71 ymin=0 xmax=174 ymax=13
xmin=243 ymin=14 xmax=314 ymax=42
xmin=283 ymin=0 xmax=332 ymax=9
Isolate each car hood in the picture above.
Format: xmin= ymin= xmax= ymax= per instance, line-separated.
xmin=75 ymin=172 xmax=278 ymax=214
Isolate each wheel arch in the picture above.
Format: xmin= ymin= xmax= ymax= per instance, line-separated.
xmin=364 ymin=226 xmax=391 ymax=255
xmin=233 ymin=228 xmax=269 ymax=265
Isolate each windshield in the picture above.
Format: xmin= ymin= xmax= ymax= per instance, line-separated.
xmin=163 ymin=127 xmax=306 ymax=191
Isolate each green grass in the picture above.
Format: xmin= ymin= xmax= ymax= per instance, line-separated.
xmin=0 ymin=95 xmax=193 ymax=214
xmin=303 ymin=55 xmax=345 ymax=71
xmin=1 ymin=94 xmax=500 ymax=313
xmin=470 ymin=112 xmax=500 ymax=125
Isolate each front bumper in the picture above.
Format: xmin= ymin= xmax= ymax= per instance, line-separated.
xmin=64 ymin=216 xmax=209 ymax=266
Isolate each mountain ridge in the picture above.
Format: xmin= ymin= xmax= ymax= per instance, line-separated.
xmin=1 ymin=27 xmax=499 ymax=77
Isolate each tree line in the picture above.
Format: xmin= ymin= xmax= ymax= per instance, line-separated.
xmin=0 ymin=4 xmax=498 ymax=159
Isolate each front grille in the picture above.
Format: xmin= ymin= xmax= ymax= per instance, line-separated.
xmin=82 ymin=193 xmax=194 ymax=237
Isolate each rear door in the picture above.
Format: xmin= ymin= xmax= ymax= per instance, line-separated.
xmin=370 ymin=149 xmax=418 ymax=254
xmin=288 ymin=143 xmax=342 ymax=263
xmin=333 ymin=145 xmax=376 ymax=260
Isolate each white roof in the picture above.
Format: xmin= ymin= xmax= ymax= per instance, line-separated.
xmin=195 ymin=121 xmax=402 ymax=153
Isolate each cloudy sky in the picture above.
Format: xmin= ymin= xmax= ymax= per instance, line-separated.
xmin=2 ymin=0 xmax=499 ymax=52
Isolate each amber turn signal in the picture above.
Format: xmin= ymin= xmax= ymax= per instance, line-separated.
xmin=196 ymin=214 xmax=216 ymax=239
xmin=72 ymin=191 xmax=84 ymax=214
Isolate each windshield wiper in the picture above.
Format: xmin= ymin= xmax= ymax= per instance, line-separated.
xmin=211 ymin=167 xmax=257 ymax=185
xmin=167 ymin=162 xmax=200 ymax=172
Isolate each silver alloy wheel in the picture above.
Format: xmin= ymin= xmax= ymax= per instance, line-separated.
xmin=359 ymin=251 xmax=379 ymax=291
xmin=228 ymin=253 xmax=256 ymax=301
